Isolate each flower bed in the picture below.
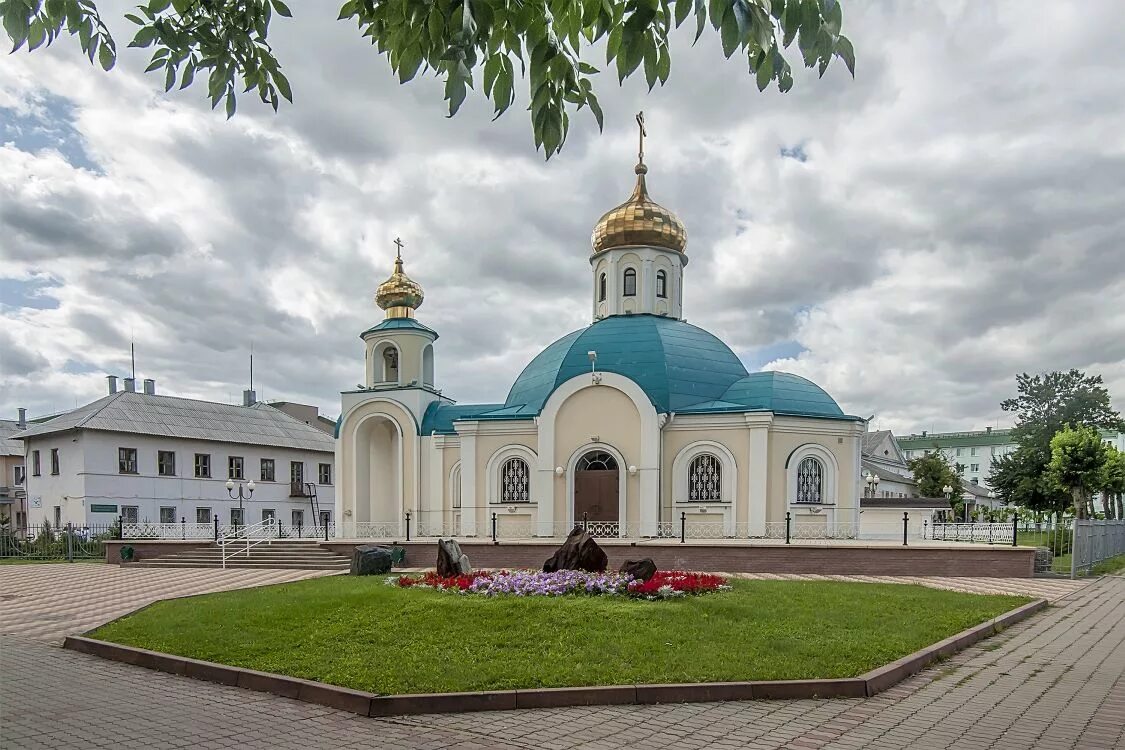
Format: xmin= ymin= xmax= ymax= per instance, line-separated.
xmin=392 ymin=569 xmax=729 ymax=599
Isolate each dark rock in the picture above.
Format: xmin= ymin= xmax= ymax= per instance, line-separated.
xmin=543 ymin=525 xmax=608 ymax=573
xmin=437 ymin=539 xmax=471 ymax=577
xmin=619 ymin=558 xmax=657 ymax=582
xmin=351 ymin=545 xmax=393 ymax=575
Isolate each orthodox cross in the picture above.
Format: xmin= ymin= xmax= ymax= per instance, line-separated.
xmin=636 ymin=111 xmax=646 ymax=166
xmin=393 ymin=236 xmax=404 ymax=260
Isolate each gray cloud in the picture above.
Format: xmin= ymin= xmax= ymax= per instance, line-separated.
xmin=0 ymin=0 xmax=1123 ymax=433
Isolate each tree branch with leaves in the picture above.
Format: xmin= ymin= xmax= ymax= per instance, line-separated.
xmin=3 ymin=0 xmax=855 ymax=156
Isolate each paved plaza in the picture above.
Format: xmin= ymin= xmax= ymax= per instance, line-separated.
xmin=0 ymin=565 xmax=1122 ymax=749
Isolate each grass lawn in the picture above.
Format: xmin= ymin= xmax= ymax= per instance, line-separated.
xmin=89 ymin=577 xmax=1030 ymax=695
xmin=1089 ymin=554 xmax=1125 ymax=576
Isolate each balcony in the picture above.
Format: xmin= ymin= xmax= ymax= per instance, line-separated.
xmin=289 ymin=481 xmax=316 ymax=498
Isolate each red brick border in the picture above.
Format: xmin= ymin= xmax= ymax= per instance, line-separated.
xmin=62 ymin=598 xmax=1047 ymax=716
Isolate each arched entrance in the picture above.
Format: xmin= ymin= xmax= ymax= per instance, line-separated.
xmin=353 ymin=414 xmax=401 ymax=527
xmin=574 ymin=450 xmax=620 ymax=536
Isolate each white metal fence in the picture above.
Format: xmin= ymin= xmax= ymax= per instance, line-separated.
xmin=925 ymin=522 xmax=1016 ymax=545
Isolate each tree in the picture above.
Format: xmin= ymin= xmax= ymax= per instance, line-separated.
xmin=908 ymin=450 xmax=963 ymax=512
xmin=1048 ymin=425 xmax=1109 ymax=520
xmin=991 ymin=369 xmax=1123 ymax=517
xmin=1 ymin=0 xmax=855 ymax=157
xmin=1100 ymin=445 xmax=1125 ymax=521
xmin=989 ymin=445 xmax=1068 ymax=517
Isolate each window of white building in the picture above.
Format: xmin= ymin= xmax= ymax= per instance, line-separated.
xmin=622 ymin=268 xmax=637 ymax=296
xmin=159 ymin=506 xmax=176 ymax=524
xmin=118 ymin=447 xmax=138 ymax=474
xmin=195 ymin=453 xmax=210 ymax=478
xmin=196 ymin=507 xmax=212 ymax=524
xmin=318 ymin=463 xmax=332 ymax=485
xmin=228 ymin=456 xmax=244 ymax=480
xmin=795 ymin=457 xmax=824 ymax=504
xmin=121 ymin=506 xmax=139 ymax=524
xmin=499 ymin=457 xmax=530 ymax=504
xmin=158 ymin=450 xmax=176 ymax=476
xmin=261 ymin=458 xmax=275 ymax=482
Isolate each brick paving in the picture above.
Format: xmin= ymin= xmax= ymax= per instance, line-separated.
xmin=0 ymin=566 xmax=1122 ymax=749
xmin=0 ymin=563 xmax=340 ymax=643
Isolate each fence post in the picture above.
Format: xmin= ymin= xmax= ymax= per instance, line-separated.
xmin=680 ymin=511 xmax=686 ymax=544
xmin=923 ymin=520 xmax=928 ymax=540
xmin=66 ymin=522 xmax=73 ymax=562
xmin=785 ymin=511 xmax=792 ymax=545
xmin=181 ymin=516 xmax=186 ymax=540
xmin=1070 ymin=520 xmax=1078 ymax=579
xmin=1012 ymin=516 xmax=1018 ymax=547
xmin=213 ymin=516 xmax=219 ymax=541
xmin=405 ymin=511 xmax=411 ymax=542
xmin=988 ymin=522 xmax=993 ymax=545
xmin=324 ymin=519 xmax=329 ymax=542
xmin=903 ymin=512 xmax=909 ymax=546
xmin=118 ymin=515 xmax=124 ymax=540
xmin=298 ymin=520 xmax=303 ymax=539
xmin=491 ymin=512 xmax=498 ymax=543
xmin=582 ymin=511 xmax=588 ymax=533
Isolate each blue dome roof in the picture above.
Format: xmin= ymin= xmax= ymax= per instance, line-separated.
xmin=500 ymin=314 xmax=850 ymax=420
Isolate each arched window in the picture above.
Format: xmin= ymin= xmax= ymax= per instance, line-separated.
xmin=622 ymin=268 xmax=637 ymax=296
xmin=422 ymin=344 xmax=435 ymax=387
xmin=656 ymin=270 xmax=667 ymax=298
xmin=382 ymin=345 xmax=399 ymax=383
xmin=599 ymin=272 xmax=607 ymax=301
xmin=577 ymin=451 xmax=618 ymax=471
xmin=796 ymin=457 xmax=824 ymax=504
xmin=688 ymin=454 xmax=722 ymax=502
xmin=450 ymin=464 xmax=461 ymax=509
xmin=500 ymin=457 xmax=530 ymax=504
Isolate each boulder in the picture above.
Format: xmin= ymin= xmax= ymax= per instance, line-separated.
xmin=437 ymin=539 xmax=472 ymax=577
xmin=351 ymin=545 xmax=394 ymax=575
xmin=543 ymin=525 xmax=608 ymax=573
xmin=619 ymin=558 xmax=657 ymax=582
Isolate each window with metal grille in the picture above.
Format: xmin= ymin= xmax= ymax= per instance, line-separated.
xmin=159 ymin=506 xmax=176 ymax=524
xmin=688 ymin=454 xmax=722 ymax=502
xmin=499 ymin=457 xmax=530 ymax=503
xmin=795 ymin=457 xmax=824 ymax=504
xmin=118 ymin=447 xmax=138 ymax=474
xmin=291 ymin=509 xmax=304 ymax=527
xmin=623 ymin=267 xmax=637 ymax=296
xmin=121 ymin=506 xmax=139 ymax=524
xmin=196 ymin=507 xmax=212 ymax=524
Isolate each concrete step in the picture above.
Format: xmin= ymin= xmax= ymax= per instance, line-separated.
xmin=129 ymin=541 xmax=353 ymax=570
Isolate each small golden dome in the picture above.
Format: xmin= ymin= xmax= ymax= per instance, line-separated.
xmin=591 ymin=163 xmax=687 ymax=255
xmin=375 ymin=243 xmax=424 ymax=319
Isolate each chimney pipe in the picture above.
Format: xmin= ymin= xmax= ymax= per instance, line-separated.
xmin=124 ymin=377 xmax=136 ymax=393
xmin=242 ymin=389 xmax=257 ymax=407
xmin=921 ymin=430 xmax=927 ymax=437
xmin=143 ymin=378 xmax=156 ymax=395
xmin=985 ymin=426 xmax=992 ymax=434
xmin=17 ymin=408 xmax=26 ymax=429
xmin=107 ymin=375 xmax=118 ymax=394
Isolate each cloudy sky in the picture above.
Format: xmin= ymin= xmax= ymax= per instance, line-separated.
xmin=2 ymin=0 xmax=1123 ymax=434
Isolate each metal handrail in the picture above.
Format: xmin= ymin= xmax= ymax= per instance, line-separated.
xmin=219 ymin=518 xmax=277 ymax=568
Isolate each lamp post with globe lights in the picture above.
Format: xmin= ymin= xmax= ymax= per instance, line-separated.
xmin=864 ymin=472 xmax=881 ymax=498
xmin=942 ymin=484 xmax=955 ymax=522
xmin=226 ymin=478 xmax=255 ymax=528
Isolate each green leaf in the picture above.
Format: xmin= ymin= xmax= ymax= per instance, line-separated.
xmin=273 ymin=69 xmax=292 ymax=102
xmin=26 ymin=18 xmax=46 ymax=52
xmin=835 ymin=34 xmax=854 ymax=75
xmin=656 ymin=44 xmax=670 ymax=84
xmin=129 ymin=25 xmax=158 ymax=48
xmin=270 ymin=0 xmax=293 ymax=18
xmin=144 ymin=56 xmax=165 ymax=72
xmin=147 ymin=0 xmax=172 ymax=13
xmin=124 ymin=13 xmax=144 ymax=25
xmin=586 ymin=89 xmax=604 ymax=131
xmin=4 ymin=6 xmax=31 ymax=50
xmin=225 ymin=91 xmax=236 ymax=118
xmin=180 ymin=63 xmax=195 ymax=89
xmin=165 ymin=63 xmax=176 ymax=91
xmin=755 ymin=48 xmax=772 ymax=90
xmin=719 ymin=10 xmax=739 ymax=58
xmin=673 ymin=0 xmax=691 ymax=27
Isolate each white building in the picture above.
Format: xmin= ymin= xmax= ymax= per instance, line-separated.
xmin=16 ymin=378 xmax=335 ymax=531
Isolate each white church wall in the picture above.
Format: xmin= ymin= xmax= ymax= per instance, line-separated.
xmin=337 ymin=398 xmax=418 ymax=533
xmin=768 ymin=419 xmax=862 ymax=526
xmin=662 ymin=418 xmax=749 ymax=536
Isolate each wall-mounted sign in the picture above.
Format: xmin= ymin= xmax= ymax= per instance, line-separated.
xmin=90 ymin=504 xmax=119 ymax=513
xmin=31 ymin=497 xmax=42 ymax=508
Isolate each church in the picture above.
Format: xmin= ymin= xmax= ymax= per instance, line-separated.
xmin=335 ymin=121 xmax=864 ymax=540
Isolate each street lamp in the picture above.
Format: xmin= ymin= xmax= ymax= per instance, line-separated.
xmin=226 ymin=478 xmax=256 ymax=526
xmin=864 ymin=472 xmax=881 ymax=498
xmin=942 ymin=484 xmax=955 ymax=522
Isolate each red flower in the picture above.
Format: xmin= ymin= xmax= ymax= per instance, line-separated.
xmin=627 ymin=570 xmax=727 ymax=596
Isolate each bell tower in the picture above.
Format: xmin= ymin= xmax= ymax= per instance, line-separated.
xmin=361 ymin=238 xmax=438 ymax=390
xmin=589 ymin=112 xmax=688 ymax=321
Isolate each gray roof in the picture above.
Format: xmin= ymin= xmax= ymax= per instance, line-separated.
xmin=12 ymin=392 xmax=334 ymax=453
xmin=0 ymin=420 xmax=23 ymax=457
xmin=861 ymin=430 xmax=893 ymax=455
xmin=860 ymin=459 xmax=915 ymax=485
xmin=862 ymin=497 xmax=949 ymax=509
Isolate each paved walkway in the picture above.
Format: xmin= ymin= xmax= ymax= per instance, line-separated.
xmin=0 ymin=563 xmax=339 ymax=643
xmin=0 ymin=566 xmax=1122 ymax=749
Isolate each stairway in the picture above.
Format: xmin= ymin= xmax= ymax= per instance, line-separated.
xmin=128 ymin=540 xmax=352 ymax=570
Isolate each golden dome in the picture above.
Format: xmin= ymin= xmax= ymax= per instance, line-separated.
xmin=591 ymin=164 xmax=687 ymax=255
xmin=375 ymin=243 xmax=424 ymax=319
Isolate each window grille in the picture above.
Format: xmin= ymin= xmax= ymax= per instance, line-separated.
xmin=796 ymin=457 xmax=824 ymax=504
xmin=577 ymin=451 xmax=618 ymax=471
xmin=688 ymin=454 xmax=722 ymax=501
xmin=500 ymin=457 xmax=530 ymax=503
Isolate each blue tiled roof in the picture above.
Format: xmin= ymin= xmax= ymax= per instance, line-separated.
xmin=360 ymin=318 xmax=438 ymax=340
xmin=417 ymin=315 xmax=852 ymax=435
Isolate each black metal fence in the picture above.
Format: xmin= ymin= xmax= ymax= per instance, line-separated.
xmin=0 ymin=522 xmax=118 ymax=561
